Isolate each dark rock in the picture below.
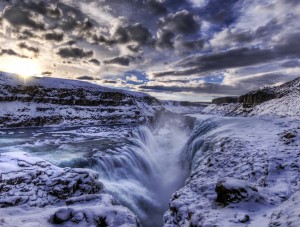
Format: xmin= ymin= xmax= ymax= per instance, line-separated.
xmin=215 ymin=178 xmax=260 ymax=205
xmin=50 ymin=208 xmax=72 ymax=224
xmin=238 ymin=89 xmax=276 ymax=108
xmin=212 ymin=97 xmax=238 ymax=105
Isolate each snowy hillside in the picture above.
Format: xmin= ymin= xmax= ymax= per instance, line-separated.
xmin=164 ymin=114 xmax=300 ymax=226
xmin=0 ymin=72 xmax=206 ymax=128
xmin=0 ymin=72 xmax=163 ymax=127
xmin=163 ymin=77 xmax=300 ymax=226
xmin=202 ymin=77 xmax=300 ymax=117
xmin=0 ymin=152 xmax=139 ymax=226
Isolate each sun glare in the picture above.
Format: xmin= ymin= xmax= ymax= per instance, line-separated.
xmin=1 ymin=57 xmax=41 ymax=78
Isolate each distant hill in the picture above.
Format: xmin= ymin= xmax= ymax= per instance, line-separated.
xmin=203 ymin=77 xmax=300 ymax=117
xmin=0 ymin=72 xmax=162 ymax=127
xmin=0 ymin=72 xmax=205 ymax=128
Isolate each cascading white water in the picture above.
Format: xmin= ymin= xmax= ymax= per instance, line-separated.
xmin=0 ymin=115 xmax=193 ymax=226
xmin=92 ymin=122 xmax=190 ymax=226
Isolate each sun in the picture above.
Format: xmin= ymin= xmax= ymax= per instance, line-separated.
xmin=1 ymin=57 xmax=41 ymax=78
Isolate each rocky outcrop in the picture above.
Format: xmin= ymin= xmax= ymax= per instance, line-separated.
xmin=212 ymin=96 xmax=238 ymax=105
xmin=0 ymin=73 xmax=163 ymax=128
xmin=164 ymin=115 xmax=300 ymax=226
xmin=215 ymin=178 xmax=261 ymax=206
xmin=238 ymin=89 xmax=276 ymax=108
xmin=0 ymin=152 xmax=140 ymax=226
xmin=203 ymin=77 xmax=300 ymax=117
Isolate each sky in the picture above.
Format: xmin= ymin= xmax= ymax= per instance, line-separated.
xmin=0 ymin=0 xmax=300 ymax=101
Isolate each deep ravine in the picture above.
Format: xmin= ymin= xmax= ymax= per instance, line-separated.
xmin=0 ymin=115 xmax=194 ymax=226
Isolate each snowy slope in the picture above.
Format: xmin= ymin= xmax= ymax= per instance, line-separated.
xmin=0 ymin=152 xmax=139 ymax=226
xmin=164 ymin=114 xmax=300 ymax=226
xmin=0 ymin=72 xmax=163 ymax=127
xmin=202 ymin=77 xmax=300 ymax=117
xmin=0 ymin=72 xmax=206 ymax=128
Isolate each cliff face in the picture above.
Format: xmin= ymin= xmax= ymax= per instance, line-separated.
xmin=0 ymin=73 xmax=163 ymax=128
xmin=203 ymin=77 xmax=300 ymax=117
xmin=212 ymin=97 xmax=238 ymax=105
xmin=238 ymin=77 xmax=300 ymax=107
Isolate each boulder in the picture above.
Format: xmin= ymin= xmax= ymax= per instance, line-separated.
xmin=215 ymin=178 xmax=260 ymax=205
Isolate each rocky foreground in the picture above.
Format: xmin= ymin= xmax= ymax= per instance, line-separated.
xmin=0 ymin=152 xmax=140 ymax=226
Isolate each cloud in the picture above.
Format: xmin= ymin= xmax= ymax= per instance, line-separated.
xmin=199 ymin=0 xmax=241 ymax=25
xmin=156 ymin=29 xmax=175 ymax=49
xmin=3 ymin=5 xmax=45 ymax=30
xmin=57 ymin=47 xmax=93 ymax=59
xmin=158 ymin=10 xmax=200 ymax=34
xmin=76 ymin=75 xmax=94 ymax=80
xmin=0 ymin=48 xmax=27 ymax=58
xmin=103 ymin=56 xmax=131 ymax=66
xmin=42 ymin=71 xmax=52 ymax=76
xmin=102 ymin=80 xmax=117 ymax=84
xmin=154 ymin=32 xmax=300 ymax=77
xmin=211 ymin=19 xmax=282 ymax=50
xmin=146 ymin=0 xmax=168 ymax=15
xmin=45 ymin=31 xmax=64 ymax=41
xmin=281 ymin=60 xmax=300 ymax=68
xmin=89 ymin=59 xmax=100 ymax=66
xmin=18 ymin=42 xmax=39 ymax=54
xmin=112 ymin=23 xmax=153 ymax=45
xmin=140 ymin=83 xmax=241 ymax=95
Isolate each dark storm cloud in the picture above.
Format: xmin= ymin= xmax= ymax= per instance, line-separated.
xmin=89 ymin=59 xmax=101 ymax=66
xmin=113 ymin=23 xmax=153 ymax=45
xmin=140 ymin=83 xmax=241 ymax=95
xmin=18 ymin=42 xmax=39 ymax=54
xmin=103 ymin=57 xmax=131 ymax=66
xmin=57 ymin=47 xmax=93 ymax=59
xmin=76 ymin=75 xmax=94 ymax=80
xmin=146 ymin=0 xmax=168 ymax=15
xmin=154 ymin=32 xmax=300 ymax=77
xmin=127 ymin=45 xmax=140 ymax=53
xmin=45 ymin=32 xmax=64 ymax=42
xmin=141 ymin=72 xmax=300 ymax=96
xmin=3 ymin=5 xmax=45 ymax=30
xmin=158 ymin=10 xmax=200 ymax=34
xmin=156 ymin=29 xmax=175 ymax=49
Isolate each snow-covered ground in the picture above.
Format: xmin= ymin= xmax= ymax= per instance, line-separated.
xmin=164 ymin=114 xmax=300 ymax=226
xmin=0 ymin=72 xmax=206 ymax=128
xmin=0 ymin=152 xmax=139 ymax=226
xmin=202 ymin=77 xmax=300 ymax=118
xmin=1 ymin=72 xmax=300 ymax=227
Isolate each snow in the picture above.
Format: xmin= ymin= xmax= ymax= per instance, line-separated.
xmin=0 ymin=72 xmax=148 ymax=98
xmin=202 ymin=77 xmax=300 ymax=118
xmin=164 ymin=114 xmax=300 ymax=226
xmin=0 ymin=152 xmax=139 ymax=226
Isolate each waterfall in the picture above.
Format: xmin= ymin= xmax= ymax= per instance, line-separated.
xmin=0 ymin=113 xmax=193 ymax=226
xmin=90 ymin=121 xmax=190 ymax=226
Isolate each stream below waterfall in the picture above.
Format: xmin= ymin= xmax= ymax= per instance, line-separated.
xmin=0 ymin=116 xmax=192 ymax=226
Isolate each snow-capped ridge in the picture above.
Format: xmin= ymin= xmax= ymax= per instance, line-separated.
xmin=203 ymin=77 xmax=300 ymax=117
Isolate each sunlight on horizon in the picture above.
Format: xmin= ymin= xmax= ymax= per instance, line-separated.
xmin=0 ymin=57 xmax=42 ymax=78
